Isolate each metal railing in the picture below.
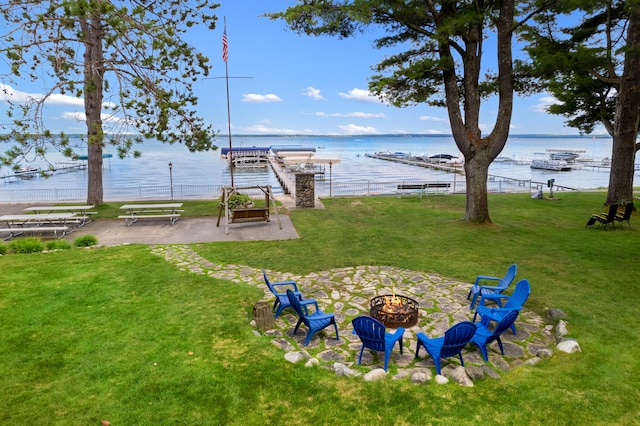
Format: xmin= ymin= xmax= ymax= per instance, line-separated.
xmin=0 ymin=176 xmax=533 ymax=204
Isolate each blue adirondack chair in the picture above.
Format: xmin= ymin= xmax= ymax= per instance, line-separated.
xmin=414 ymin=321 xmax=477 ymax=375
xmin=470 ymin=309 xmax=520 ymax=362
xmin=351 ymin=316 xmax=405 ymax=372
xmin=473 ymin=279 xmax=530 ymax=334
xmin=262 ymin=269 xmax=303 ymax=318
xmin=467 ymin=263 xmax=517 ymax=310
xmin=286 ymin=289 xmax=339 ymax=346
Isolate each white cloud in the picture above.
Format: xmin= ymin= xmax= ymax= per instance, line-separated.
xmin=532 ymin=95 xmax=558 ymax=113
xmin=241 ymin=93 xmax=282 ymax=103
xmin=338 ymin=124 xmax=379 ymax=134
xmin=304 ymin=86 xmax=324 ymax=100
xmin=61 ymin=111 xmax=123 ymax=123
xmin=315 ymin=111 xmax=385 ymax=118
xmin=243 ymin=124 xmax=299 ymax=134
xmin=338 ymin=88 xmax=382 ymax=103
xmin=419 ymin=115 xmax=447 ymax=122
xmin=0 ymin=83 xmax=116 ymax=108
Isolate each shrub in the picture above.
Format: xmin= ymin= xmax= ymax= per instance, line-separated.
xmin=45 ymin=239 xmax=72 ymax=251
xmin=227 ymin=193 xmax=252 ymax=209
xmin=0 ymin=242 xmax=7 ymax=255
xmin=10 ymin=237 xmax=45 ymax=254
xmin=74 ymin=234 xmax=98 ymax=247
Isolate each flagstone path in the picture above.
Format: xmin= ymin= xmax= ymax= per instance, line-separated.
xmin=150 ymin=244 xmax=557 ymax=381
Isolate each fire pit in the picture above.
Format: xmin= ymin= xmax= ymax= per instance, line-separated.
xmin=369 ymin=294 xmax=420 ymax=328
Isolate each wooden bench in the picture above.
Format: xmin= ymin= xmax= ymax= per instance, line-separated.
xmin=396 ymin=182 xmax=451 ymax=198
xmin=230 ymin=208 xmax=270 ymax=223
xmin=118 ymin=214 xmax=181 ymax=227
xmin=0 ymin=226 xmax=69 ymax=240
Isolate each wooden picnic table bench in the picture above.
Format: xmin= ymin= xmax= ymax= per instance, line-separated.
xmin=118 ymin=203 xmax=183 ymax=227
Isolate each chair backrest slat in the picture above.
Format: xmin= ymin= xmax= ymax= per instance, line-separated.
xmin=440 ymin=321 xmax=476 ymax=358
xmin=504 ymin=279 xmax=531 ymax=310
xmin=352 ymin=316 xmax=386 ymax=352
xmin=286 ymin=289 xmax=304 ymax=317
xmin=493 ymin=310 xmax=520 ymax=336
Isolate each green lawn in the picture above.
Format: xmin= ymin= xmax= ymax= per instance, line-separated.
xmin=1 ymin=192 xmax=639 ymax=425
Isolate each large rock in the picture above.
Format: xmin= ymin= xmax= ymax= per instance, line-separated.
xmin=411 ymin=371 xmax=430 ymax=384
xmin=333 ymin=362 xmax=359 ymax=377
xmin=556 ymin=320 xmax=569 ymax=338
xmin=546 ymin=308 xmax=568 ymax=323
xmin=435 ymin=374 xmax=449 ymax=384
xmin=557 ymin=338 xmax=581 ymax=353
xmin=285 ymin=351 xmax=309 ymax=363
xmin=465 ymin=365 xmax=485 ymax=381
xmin=364 ymin=368 xmax=388 ymax=382
xmin=449 ymin=366 xmax=474 ymax=387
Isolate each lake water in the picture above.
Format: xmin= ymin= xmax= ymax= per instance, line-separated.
xmin=0 ymin=135 xmax=623 ymax=196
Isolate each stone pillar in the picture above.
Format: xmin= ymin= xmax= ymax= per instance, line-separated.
xmin=295 ymin=173 xmax=315 ymax=208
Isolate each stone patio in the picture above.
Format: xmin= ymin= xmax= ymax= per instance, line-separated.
xmin=151 ymin=244 xmax=557 ymax=383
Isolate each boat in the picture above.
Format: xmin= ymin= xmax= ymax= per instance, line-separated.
xmin=549 ymin=152 xmax=580 ymax=162
xmin=14 ymin=166 xmax=39 ymax=177
xmin=546 ymin=149 xmax=586 ymax=163
xmin=530 ymin=158 xmax=572 ymax=171
xmin=232 ymin=155 xmax=270 ymax=168
xmin=428 ymin=154 xmax=458 ymax=163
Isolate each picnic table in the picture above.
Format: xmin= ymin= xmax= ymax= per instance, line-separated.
xmin=23 ymin=205 xmax=96 ymax=227
xmin=0 ymin=213 xmax=77 ymax=240
xmin=118 ymin=203 xmax=183 ymax=227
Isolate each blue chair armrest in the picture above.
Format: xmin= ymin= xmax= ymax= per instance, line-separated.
xmin=473 ymin=275 xmax=501 ymax=286
xmin=271 ymin=281 xmax=299 ymax=292
xmin=477 ymin=292 xmax=509 ymax=308
xmin=387 ymin=327 xmax=405 ymax=341
xmin=308 ymin=312 xmax=335 ymax=321
xmin=299 ymin=298 xmax=319 ymax=315
xmin=478 ymin=293 xmax=509 ymax=302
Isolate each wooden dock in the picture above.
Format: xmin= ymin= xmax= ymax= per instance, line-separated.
xmin=364 ymin=153 xmax=466 ymax=175
xmin=268 ymin=155 xmax=296 ymax=196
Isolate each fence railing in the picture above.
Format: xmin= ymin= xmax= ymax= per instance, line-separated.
xmin=0 ymin=176 xmax=533 ymax=204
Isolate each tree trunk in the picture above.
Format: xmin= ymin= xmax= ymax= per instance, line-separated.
xmin=463 ymin=154 xmax=492 ymax=222
xmin=443 ymin=0 xmax=514 ymax=223
xmin=82 ymin=14 xmax=105 ymax=205
xmin=606 ymin=10 xmax=640 ymax=206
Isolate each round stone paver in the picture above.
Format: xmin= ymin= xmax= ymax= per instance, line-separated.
xmin=151 ymin=244 xmax=556 ymax=381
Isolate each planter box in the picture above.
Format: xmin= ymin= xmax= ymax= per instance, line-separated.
xmin=231 ymin=207 xmax=270 ymax=223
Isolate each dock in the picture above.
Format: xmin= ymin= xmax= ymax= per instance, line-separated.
xmin=1 ymin=161 xmax=87 ymax=181
xmin=364 ymin=153 xmax=466 ymax=175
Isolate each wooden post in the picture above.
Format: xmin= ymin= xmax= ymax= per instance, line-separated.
xmin=253 ymin=301 xmax=276 ymax=330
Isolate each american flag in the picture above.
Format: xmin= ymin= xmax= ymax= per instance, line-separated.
xmin=222 ymin=24 xmax=228 ymax=63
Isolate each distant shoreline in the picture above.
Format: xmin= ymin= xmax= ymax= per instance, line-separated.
xmin=0 ymin=133 xmax=614 ymax=139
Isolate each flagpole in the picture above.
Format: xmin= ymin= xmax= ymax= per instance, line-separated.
xmin=223 ymin=17 xmax=234 ymax=187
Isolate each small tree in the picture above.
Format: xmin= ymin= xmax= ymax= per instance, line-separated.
xmin=522 ymin=0 xmax=640 ymax=206
xmin=269 ymin=1 xmax=543 ymax=223
xmin=0 ymin=1 xmax=219 ymax=205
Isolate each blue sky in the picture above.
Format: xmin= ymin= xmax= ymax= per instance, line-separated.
xmin=1 ymin=1 xmax=600 ymax=136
